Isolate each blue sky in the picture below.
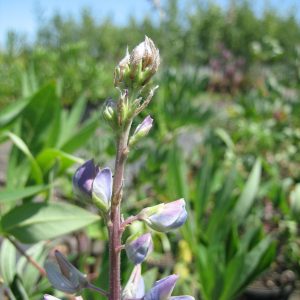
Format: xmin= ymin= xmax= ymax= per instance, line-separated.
xmin=1 ymin=0 xmax=300 ymax=46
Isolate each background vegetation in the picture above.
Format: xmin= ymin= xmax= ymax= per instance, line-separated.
xmin=1 ymin=0 xmax=300 ymax=299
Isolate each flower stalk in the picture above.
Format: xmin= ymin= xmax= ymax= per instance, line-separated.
xmin=109 ymin=121 xmax=132 ymax=300
xmin=45 ymin=36 xmax=193 ymax=300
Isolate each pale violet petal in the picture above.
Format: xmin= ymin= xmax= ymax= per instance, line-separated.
xmin=93 ymin=168 xmax=113 ymax=206
xmin=145 ymin=274 xmax=178 ymax=300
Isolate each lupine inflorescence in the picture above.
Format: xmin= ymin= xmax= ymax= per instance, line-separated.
xmin=44 ymin=37 xmax=194 ymax=300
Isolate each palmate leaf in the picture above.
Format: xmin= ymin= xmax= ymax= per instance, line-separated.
xmin=1 ymin=202 xmax=100 ymax=243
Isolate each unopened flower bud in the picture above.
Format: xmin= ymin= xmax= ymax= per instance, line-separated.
xmin=141 ymin=199 xmax=187 ymax=232
xmin=130 ymin=36 xmax=160 ymax=85
xmin=129 ymin=115 xmax=153 ymax=146
xmin=45 ymin=250 xmax=88 ymax=294
xmin=115 ymin=37 xmax=160 ymax=88
xmin=114 ymin=48 xmax=130 ymax=87
xmin=73 ymin=160 xmax=112 ymax=212
xmin=73 ymin=159 xmax=98 ymax=201
xmin=144 ymin=274 xmax=178 ymax=300
xmin=125 ymin=233 xmax=153 ymax=265
xmin=103 ymin=103 xmax=115 ymax=121
xmin=92 ymin=167 xmax=113 ymax=212
xmin=122 ymin=264 xmax=145 ymax=300
xmin=144 ymin=274 xmax=195 ymax=300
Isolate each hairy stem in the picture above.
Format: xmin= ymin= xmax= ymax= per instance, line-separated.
xmin=109 ymin=121 xmax=132 ymax=300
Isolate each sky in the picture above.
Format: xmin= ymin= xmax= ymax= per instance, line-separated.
xmin=0 ymin=0 xmax=300 ymax=46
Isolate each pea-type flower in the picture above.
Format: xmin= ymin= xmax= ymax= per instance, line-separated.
xmin=73 ymin=159 xmax=98 ymax=200
xmin=129 ymin=115 xmax=154 ymax=146
xmin=122 ymin=264 xmax=145 ymax=300
xmin=125 ymin=232 xmax=153 ymax=265
xmin=141 ymin=199 xmax=188 ymax=232
xmin=144 ymin=274 xmax=195 ymax=300
xmin=45 ymin=250 xmax=88 ymax=294
xmin=92 ymin=167 xmax=113 ymax=212
xmin=73 ymin=160 xmax=112 ymax=212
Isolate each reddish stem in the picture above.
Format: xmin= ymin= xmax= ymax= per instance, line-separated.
xmin=109 ymin=121 xmax=132 ymax=300
xmin=7 ymin=236 xmax=46 ymax=277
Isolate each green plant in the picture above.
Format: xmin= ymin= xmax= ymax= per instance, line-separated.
xmin=166 ymin=144 xmax=276 ymax=300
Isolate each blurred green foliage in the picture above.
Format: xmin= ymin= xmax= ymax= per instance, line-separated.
xmin=1 ymin=0 xmax=300 ymax=106
xmin=1 ymin=0 xmax=300 ymax=299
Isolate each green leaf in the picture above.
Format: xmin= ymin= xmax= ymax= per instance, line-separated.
xmin=195 ymin=150 xmax=214 ymax=218
xmin=0 ymin=185 xmax=49 ymax=204
xmin=10 ymin=275 xmax=29 ymax=300
xmin=0 ymin=238 xmax=16 ymax=284
xmin=233 ymin=236 xmax=274 ymax=298
xmin=1 ymin=202 xmax=100 ymax=243
xmin=4 ymin=132 xmax=43 ymax=184
xmin=167 ymin=144 xmax=188 ymax=199
xmin=58 ymin=94 xmax=87 ymax=146
xmin=17 ymin=242 xmax=47 ymax=293
xmin=234 ymin=159 xmax=261 ymax=222
xmin=36 ymin=148 xmax=83 ymax=173
xmin=21 ymin=82 xmax=60 ymax=153
xmin=0 ymin=98 xmax=29 ymax=128
xmin=215 ymin=128 xmax=234 ymax=150
xmin=61 ymin=114 xmax=99 ymax=153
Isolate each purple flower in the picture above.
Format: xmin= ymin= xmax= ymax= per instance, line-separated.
xmin=73 ymin=160 xmax=112 ymax=211
xmin=125 ymin=233 xmax=153 ymax=265
xmin=144 ymin=275 xmax=195 ymax=300
xmin=45 ymin=250 xmax=88 ymax=294
xmin=92 ymin=167 xmax=113 ymax=211
xmin=73 ymin=159 xmax=98 ymax=200
xmin=129 ymin=116 xmax=154 ymax=146
xmin=141 ymin=199 xmax=188 ymax=232
xmin=145 ymin=275 xmax=178 ymax=300
xmin=122 ymin=264 xmax=145 ymax=299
